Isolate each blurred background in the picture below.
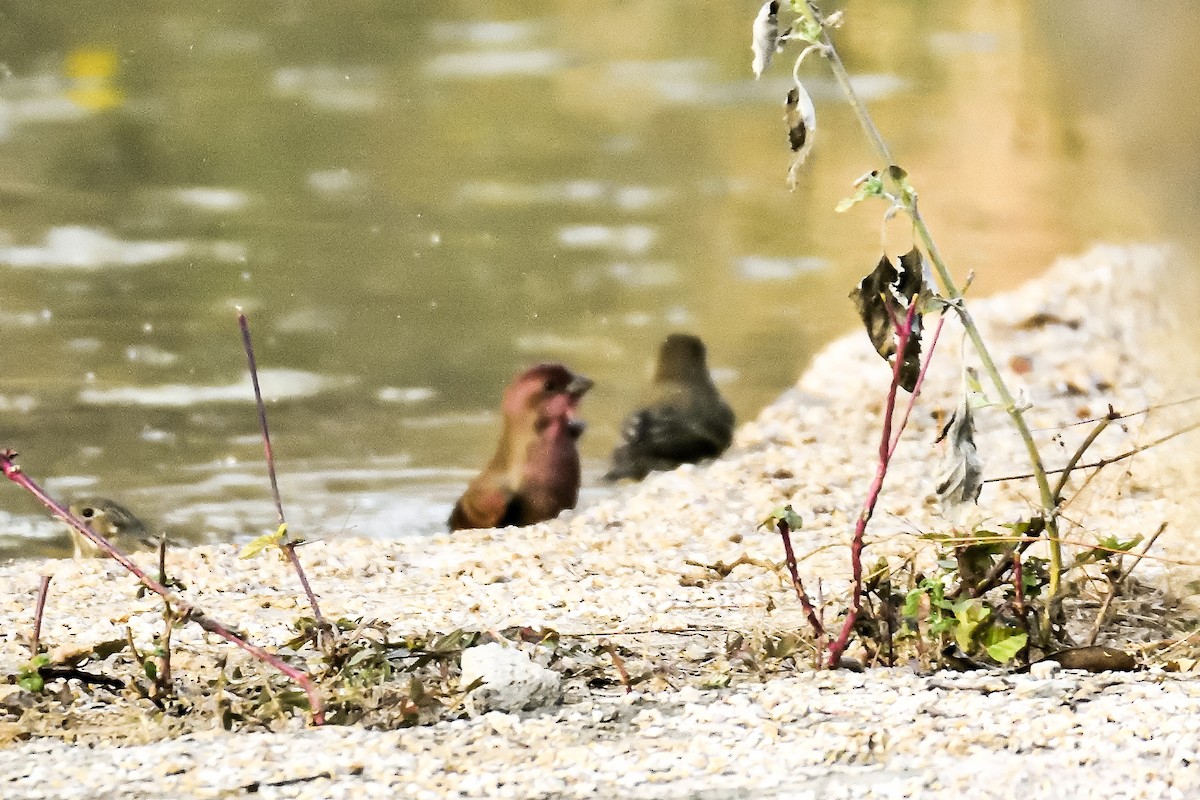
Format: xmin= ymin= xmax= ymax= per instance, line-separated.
xmin=0 ymin=0 xmax=1187 ymax=557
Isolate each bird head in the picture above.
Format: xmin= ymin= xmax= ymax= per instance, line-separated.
xmin=66 ymin=497 xmax=150 ymax=558
xmin=653 ymin=333 xmax=710 ymax=383
xmin=502 ymin=363 xmax=593 ymax=433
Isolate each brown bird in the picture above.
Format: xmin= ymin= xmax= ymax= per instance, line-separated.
xmin=605 ymin=333 xmax=734 ymax=481
xmin=67 ymin=497 xmax=151 ymax=558
xmin=449 ymin=363 xmax=593 ymax=531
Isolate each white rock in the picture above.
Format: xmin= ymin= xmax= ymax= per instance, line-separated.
xmin=1029 ymin=660 xmax=1062 ymax=680
xmin=460 ymin=643 xmax=561 ymax=715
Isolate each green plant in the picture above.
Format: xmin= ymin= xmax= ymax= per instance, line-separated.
xmin=750 ymin=0 xmax=1153 ymax=660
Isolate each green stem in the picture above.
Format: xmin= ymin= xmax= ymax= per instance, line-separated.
xmin=799 ymin=1 xmax=1062 ymax=629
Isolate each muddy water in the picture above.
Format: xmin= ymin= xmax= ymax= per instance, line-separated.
xmin=0 ymin=2 xmax=1167 ymax=557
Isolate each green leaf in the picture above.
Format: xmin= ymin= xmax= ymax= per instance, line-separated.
xmin=983 ymin=629 xmax=1027 ymax=664
xmin=239 ymin=523 xmax=288 ymax=559
xmin=901 ymin=587 xmax=924 ymax=618
xmin=951 ymin=599 xmax=990 ymax=651
xmin=835 ymin=171 xmax=884 ymax=213
xmin=761 ymin=505 xmax=803 ymax=532
xmin=17 ymin=672 xmax=44 ymax=693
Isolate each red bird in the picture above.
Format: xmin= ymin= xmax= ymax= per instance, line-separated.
xmin=605 ymin=333 xmax=734 ymax=481
xmin=449 ymin=363 xmax=593 ymax=531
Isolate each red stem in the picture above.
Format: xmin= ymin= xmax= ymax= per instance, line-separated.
xmin=32 ymin=575 xmax=52 ymax=656
xmin=1 ymin=450 xmax=325 ymax=725
xmin=825 ymin=299 xmax=918 ymax=667
xmin=888 ymin=313 xmax=948 ymax=460
xmin=777 ymin=520 xmax=826 ymax=641
xmin=1012 ymin=549 xmax=1029 ymax=665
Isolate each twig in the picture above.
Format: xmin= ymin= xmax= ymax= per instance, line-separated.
xmin=156 ymin=536 xmax=175 ymax=693
xmin=0 ymin=449 xmax=325 ymax=725
xmin=31 ymin=575 xmax=52 ymax=656
xmin=1032 ymin=393 xmax=1200 ymax=431
xmin=236 ymin=308 xmax=328 ymax=640
xmin=1085 ymin=522 xmax=1168 ymax=646
xmin=1051 ymin=406 xmax=1118 ymax=503
xmin=604 ymin=642 xmax=632 ymax=693
xmin=914 ymin=531 xmax=1199 ymax=568
xmin=984 ymin=418 xmax=1200 ymax=484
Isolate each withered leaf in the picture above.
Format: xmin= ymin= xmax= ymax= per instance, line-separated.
xmin=751 ymin=1 xmax=780 ymax=79
xmin=785 ymin=89 xmax=806 ymax=151
xmin=936 ymin=389 xmax=983 ymax=508
xmin=784 ymin=82 xmax=817 ymax=189
xmin=850 ymin=250 xmax=924 ymax=390
xmin=851 ymin=255 xmax=900 ymax=362
xmin=896 ymin=247 xmax=925 ymax=303
xmin=895 ymin=248 xmax=926 ymax=391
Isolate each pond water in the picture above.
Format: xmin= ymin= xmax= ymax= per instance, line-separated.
xmin=0 ymin=2 xmax=1170 ymax=557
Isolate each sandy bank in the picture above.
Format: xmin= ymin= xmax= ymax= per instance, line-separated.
xmin=1 ymin=244 xmax=1198 ymax=799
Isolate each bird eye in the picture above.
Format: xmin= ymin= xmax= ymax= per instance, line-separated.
xmin=80 ymin=507 xmax=94 ymax=518
xmin=543 ymin=379 xmax=557 ymax=392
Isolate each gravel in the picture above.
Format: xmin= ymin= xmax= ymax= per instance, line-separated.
xmin=1 ymin=244 xmax=1198 ymax=799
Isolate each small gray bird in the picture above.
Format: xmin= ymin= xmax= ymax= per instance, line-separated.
xmin=605 ymin=333 xmax=735 ymax=481
xmin=67 ymin=497 xmax=151 ymax=558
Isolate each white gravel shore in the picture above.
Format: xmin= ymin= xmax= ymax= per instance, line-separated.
xmin=1 ymin=244 xmax=1198 ymax=799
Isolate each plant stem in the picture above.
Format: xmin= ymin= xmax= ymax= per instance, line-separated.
xmin=799 ymin=0 xmax=1062 ymax=625
xmin=32 ymin=575 xmax=51 ymax=656
xmin=776 ymin=518 xmax=826 ymax=641
xmin=236 ymin=308 xmax=328 ymax=638
xmin=0 ymin=450 xmax=325 ymax=725
xmin=1051 ymin=408 xmax=1117 ymax=502
xmin=825 ymin=300 xmax=917 ymax=667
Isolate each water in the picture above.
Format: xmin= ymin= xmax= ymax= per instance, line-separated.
xmin=0 ymin=2 xmax=1169 ymax=557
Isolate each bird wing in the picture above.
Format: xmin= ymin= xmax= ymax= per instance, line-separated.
xmin=621 ymin=402 xmax=730 ymax=462
xmin=448 ymin=475 xmax=518 ymax=531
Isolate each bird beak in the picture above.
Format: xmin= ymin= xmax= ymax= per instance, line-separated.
xmin=567 ymin=419 xmax=587 ymax=438
xmin=567 ymin=374 xmax=594 ymax=398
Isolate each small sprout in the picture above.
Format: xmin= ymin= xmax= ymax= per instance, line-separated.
xmin=835 ymin=170 xmax=885 ymax=212
xmin=761 ymin=504 xmax=803 ymax=532
xmin=751 ymin=1 xmax=781 ymax=78
xmin=240 ymin=523 xmax=289 ymax=559
xmin=17 ymin=654 xmax=50 ymax=692
xmin=1073 ymin=534 xmax=1143 ymax=568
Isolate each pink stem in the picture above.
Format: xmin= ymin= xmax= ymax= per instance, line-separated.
xmin=1 ymin=450 xmax=325 ymax=725
xmin=826 ymin=299 xmax=919 ymax=668
xmin=777 ymin=519 xmax=825 ymax=641
xmin=32 ymin=575 xmax=51 ymax=656
xmin=888 ymin=313 xmax=949 ymax=460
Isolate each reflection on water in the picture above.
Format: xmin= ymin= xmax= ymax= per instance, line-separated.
xmin=0 ymin=1 xmax=1171 ymax=558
